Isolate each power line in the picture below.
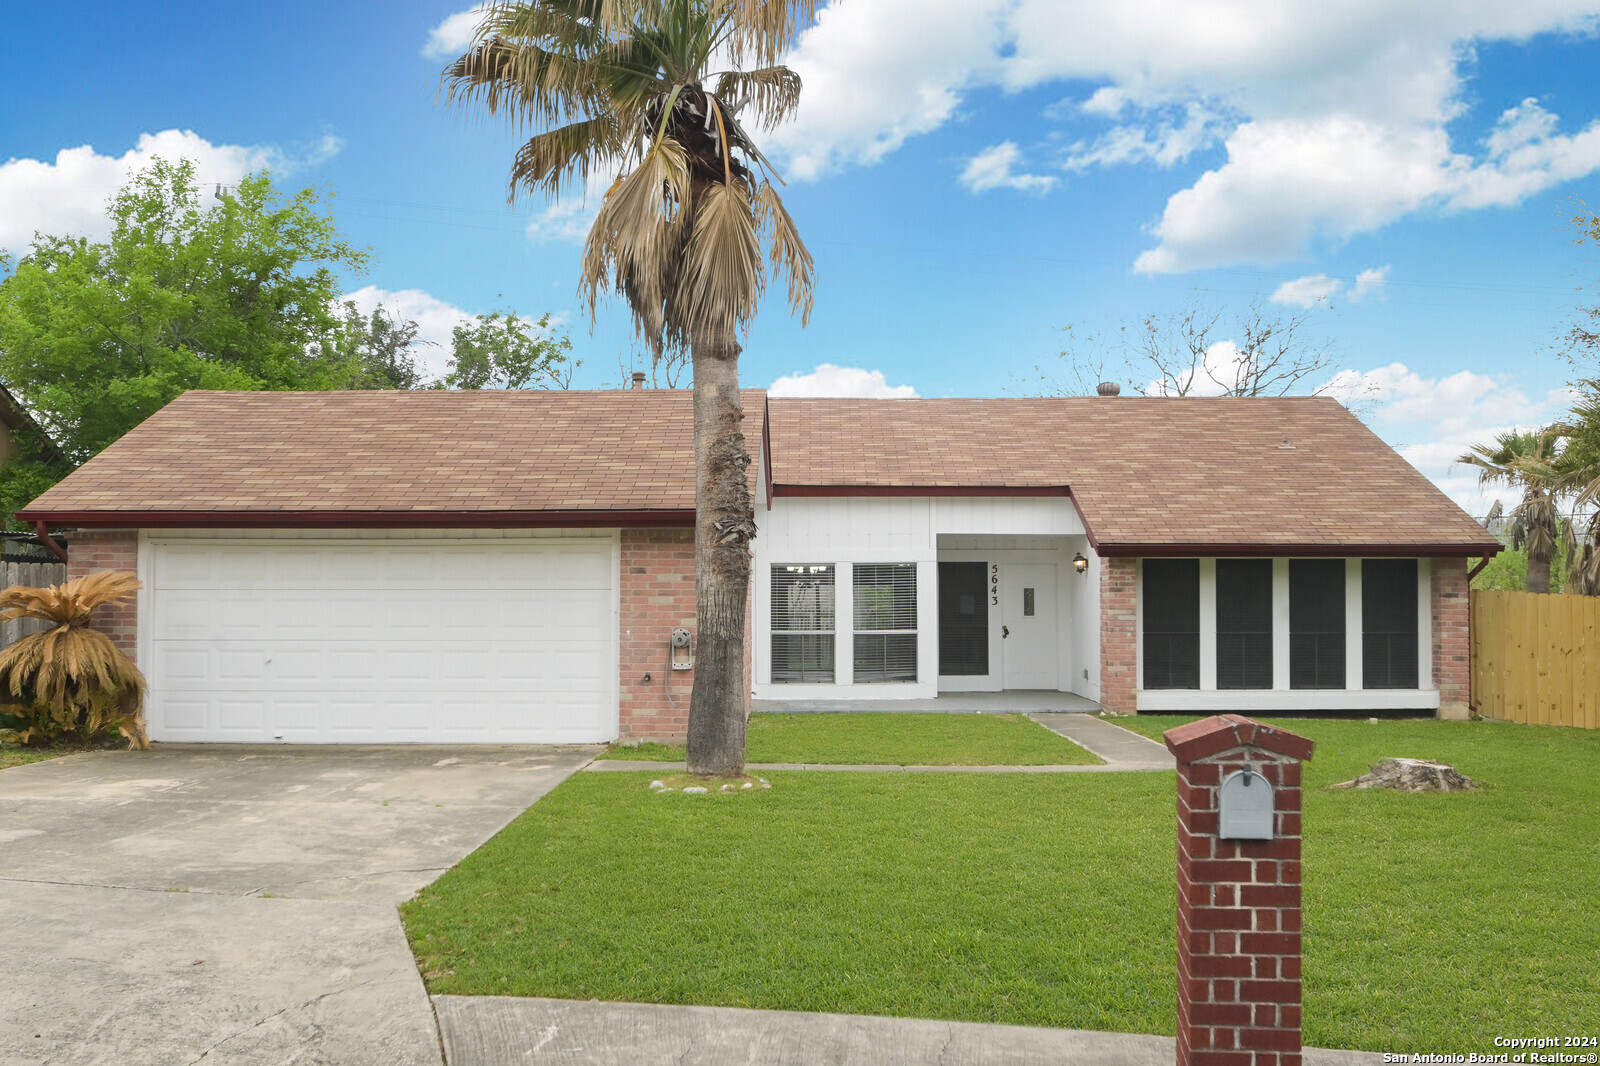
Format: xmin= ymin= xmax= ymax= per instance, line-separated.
xmin=321 ymin=193 xmax=1588 ymax=309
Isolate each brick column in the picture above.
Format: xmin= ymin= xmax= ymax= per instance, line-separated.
xmin=1163 ymin=715 xmax=1314 ymax=1066
xmin=65 ymin=529 xmax=139 ymax=663
xmin=1430 ymin=557 xmax=1470 ymax=720
xmin=1099 ymin=556 xmax=1138 ymax=714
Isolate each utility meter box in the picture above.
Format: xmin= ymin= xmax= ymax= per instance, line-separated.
xmin=1218 ymin=769 xmax=1275 ymax=840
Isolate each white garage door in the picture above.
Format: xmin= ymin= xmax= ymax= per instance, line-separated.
xmin=145 ymin=536 xmax=617 ymax=744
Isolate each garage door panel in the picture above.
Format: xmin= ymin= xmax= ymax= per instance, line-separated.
xmin=147 ymin=537 xmax=617 ymax=743
xmin=217 ymin=699 xmax=265 ymax=733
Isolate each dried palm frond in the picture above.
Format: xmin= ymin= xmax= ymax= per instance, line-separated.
xmin=679 ymin=179 xmax=763 ymax=342
xmin=0 ymin=570 xmax=143 ymax=626
xmin=510 ymin=115 xmax=629 ymax=199
xmin=446 ymin=0 xmax=816 ymax=359
xmin=0 ymin=571 xmax=147 ymax=749
xmin=754 ymin=180 xmax=813 ymax=323
xmin=714 ymin=66 xmax=802 ymax=128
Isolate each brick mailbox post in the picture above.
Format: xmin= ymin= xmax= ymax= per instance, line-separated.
xmin=1163 ymin=714 xmax=1315 ymax=1066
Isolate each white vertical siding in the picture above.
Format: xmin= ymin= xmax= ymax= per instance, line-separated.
xmin=752 ymin=496 xmax=1087 ymax=700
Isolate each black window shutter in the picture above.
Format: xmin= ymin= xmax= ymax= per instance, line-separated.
xmin=1289 ymin=559 xmax=1345 ymax=689
xmin=1143 ymin=559 xmax=1200 ymax=689
xmin=1216 ymin=559 xmax=1273 ymax=689
xmin=1362 ymin=559 xmax=1419 ymax=688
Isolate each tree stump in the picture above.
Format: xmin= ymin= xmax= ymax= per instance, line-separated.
xmin=1330 ymin=758 xmax=1478 ymax=792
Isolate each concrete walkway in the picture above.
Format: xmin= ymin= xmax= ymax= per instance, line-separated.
xmin=0 ymin=745 xmax=595 ymax=1066
xmin=1027 ymin=712 xmax=1176 ymax=770
xmin=752 ymin=689 xmax=1101 ymax=713
xmin=590 ymin=712 xmax=1175 ymax=774
xmin=434 ymin=996 xmax=1383 ymax=1066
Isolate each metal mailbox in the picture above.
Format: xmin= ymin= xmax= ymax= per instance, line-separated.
xmin=1218 ymin=769 xmax=1275 ymax=840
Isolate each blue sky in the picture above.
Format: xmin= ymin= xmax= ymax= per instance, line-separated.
xmin=4 ymin=1 xmax=1600 ymax=516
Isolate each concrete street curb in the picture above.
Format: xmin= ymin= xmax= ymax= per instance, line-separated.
xmin=585 ymin=760 xmax=1168 ymax=772
xmin=432 ymin=995 xmax=1384 ymax=1066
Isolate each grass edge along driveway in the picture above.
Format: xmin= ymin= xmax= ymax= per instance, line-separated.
xmin=404 ymin=719 xmax=1600 ymax=1053
xmin=596 ymin=712 xmax=1101 ymax=765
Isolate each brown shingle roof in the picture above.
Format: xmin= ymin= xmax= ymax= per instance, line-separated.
xmin=21 ymin=389 xmax=764 ymax=524
xmin=765 ymin=396 xmax=1498 ymax=555
xmin=23 ymin=389 xmax=1498 ymax=555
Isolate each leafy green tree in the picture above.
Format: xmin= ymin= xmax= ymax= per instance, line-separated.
xmin=1564 ymin=202 xmax=1600 ymax=363
xmin=1472 ymin=525 xmax=1569 ymax=593
xmin=0 ymin=159 xmax=419 ymax=524
xmin=333 ymin=303 xmax=429 ymax=390
xmin=443 ymin=0 xmax=818 ymax=774
xmin=443 ymin=311 xmax=577 ymax=390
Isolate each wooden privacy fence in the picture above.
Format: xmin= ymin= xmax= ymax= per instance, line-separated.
xmin=1471 ymin=589 xmax=1600 ymax=729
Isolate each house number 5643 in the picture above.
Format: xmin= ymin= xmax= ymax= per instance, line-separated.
xmin=991 ymin=564 xmax=999 ymax=605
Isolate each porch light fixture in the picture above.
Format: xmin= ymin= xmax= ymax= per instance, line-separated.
xmin=1073 ymin=553 xmax=1088 ymax=574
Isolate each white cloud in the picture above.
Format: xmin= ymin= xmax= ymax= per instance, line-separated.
xmin=0 ymin=129 xmax=342 ymax=255
xmin=1351 ymin=265 xmax=1390 ymax=302
xmin=1063 ymin=102 xmax=1225 ymax=171
xmin=1270 ymin=273 xmax=1343 ymax=308
xmin=767 ymin=0 xmax=1009 ymax=181
xmin=1319 ymin=361 xmax=1577 ymax=514
xmin=422 ymin=5 xmax=488 ymax=61
xmin=764 ymin=1 xmax=1600 ymax=270
xmin=960 ymin=142 xmax=1057 ymax=194
xmin=768 ymin=363 xmax=919 ymax=398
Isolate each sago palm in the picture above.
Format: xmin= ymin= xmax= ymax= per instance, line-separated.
xmin=0 ymin=570 xmax=148 ymax=748
xmin=443 ymin=0 xmax=817 ymax=775
xmin=1459 ymin=430 xmax=1564 ymax=593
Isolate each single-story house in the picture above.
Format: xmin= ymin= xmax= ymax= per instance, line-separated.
xmin=19 ymin=387 xmax=1499 ymax=744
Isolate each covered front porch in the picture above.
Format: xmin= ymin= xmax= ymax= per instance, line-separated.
xmin=934 ymin=533 xmax=1100 ymax=703
xmin=751 ymin=690 xmax=1102 ymax=714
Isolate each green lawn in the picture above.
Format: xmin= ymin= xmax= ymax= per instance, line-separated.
xmin=596 ymin=712 xmax=1100 ymax=765
xmin=0 ymin=745 xmax=65 ymax=770
xmin=403 ymin=718 xmax=1600 ymax=1052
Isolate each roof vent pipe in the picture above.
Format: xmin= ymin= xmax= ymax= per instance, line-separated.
xmin=631 ymin=371 xmax=647 ymax=389
xmin=1096 ymin=382 xmax=1121 ymax=397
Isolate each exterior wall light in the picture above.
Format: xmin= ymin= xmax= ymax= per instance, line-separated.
xmin=1073 ymin=553 xmax=1089 ymax=575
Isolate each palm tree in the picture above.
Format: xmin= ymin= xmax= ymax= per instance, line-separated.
xmin=443 ymin=0 xmax=817 ymax=775
xmin=0 ymin=571 xmax=148 ymax=747
xmin=1459 ymin=430 xmax=1564 ymax=593
xmin=1547 ymin=392 xmax=1600 ymax=595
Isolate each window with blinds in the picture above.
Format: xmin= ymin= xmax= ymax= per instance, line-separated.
xmin=1216 ymin=559 xmax=1273 ymax=689
xmin=1363 ymin=559 xmax=1419 ymax=688
xmin=1290 ymin=559 xmax=1345 ymax=689
xmin=771 ymin=564 xmax=835 ymax=683
xmin=1143 ymin=559 xmax=1200 ymax=689
xmin=854 ymin=563 xmax=917 ymax=683
xmin=938 ymin=562 xmax=989 ymax=676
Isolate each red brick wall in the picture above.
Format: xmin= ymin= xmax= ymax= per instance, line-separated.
xmin=1167 ymin=718 xmax=1312 ymax=1066
xmin=65 ymin=529 xmax=139 ymax=662
xmin=1100 ymin=556 xmax=1138 ymax=714
xmin=618 ymin=529 xmax=752 ymax=742
xmin=1431 ymin=556 xmax=1470 ymax=718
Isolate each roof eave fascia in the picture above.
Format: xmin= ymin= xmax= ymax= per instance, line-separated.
xmin=1094 ymin=541 xmax=1505 ymax=558
xmin=770 ymin=484 xmax=1072 ymax=498
xmin=15 ymin=508 xmax=698 ymax=530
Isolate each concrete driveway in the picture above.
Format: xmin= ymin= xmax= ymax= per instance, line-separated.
xmin=0 ymin=744 xmax=595 ymax=1066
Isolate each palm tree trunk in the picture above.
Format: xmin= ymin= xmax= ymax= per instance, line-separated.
xmin=1528 ymin=550 xmax=1552 ymax=594
xmin=685 ymin=325 xmax=754 ymax=776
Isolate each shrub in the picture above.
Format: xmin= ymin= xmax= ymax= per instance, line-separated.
xmin=0 ymin=571 xmax=147 ymax=748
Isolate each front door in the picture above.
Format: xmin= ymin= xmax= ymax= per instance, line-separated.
xmin=1001 ymin=564 xmax=1058 ymax=689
